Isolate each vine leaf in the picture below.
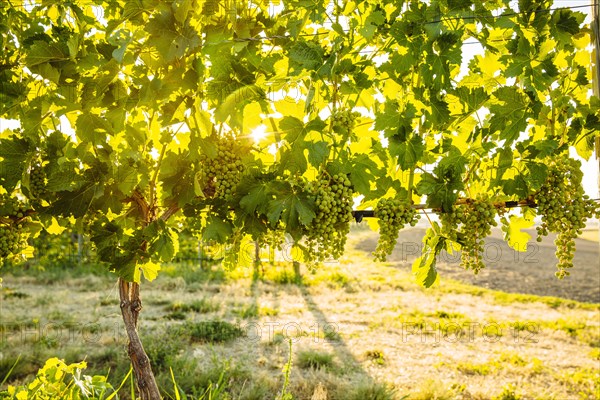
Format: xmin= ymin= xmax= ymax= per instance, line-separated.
xmin=501 ymin=215 xmax=534 ymax=252
xmin=394 ymin=135 xmax=424 ymax=170
xmin=305 ymin=141 xmax=329 ymax=168
xmin=25 ymin=41 xmax=68 ymax=66
xmin=349 ymin=154 xmax=380 ymax=195
xmin=267 ymin=191 xmax=315 ymax=231
xmin=135 ymin=261 xmax=161 ymax=283
xmin=416 ymin=149 xmax=466 ymax=212
xmin=145 ymin=220 xmax=179 ymax=262
xmin=489 ymin=87 xmax=529 ymax=145
xmin=48 ymin=183 xmax=101 ymax=218
xmin=203 ymin=216 xmax=233 ymax=243
xmin=76 ymin=112 xmax=114 ymax=143
xmin=0 ymin=135 xmax=30 ymax=191
xmin=240 ymin=182 xmax=272 ymax=215
xmin=413 ymin=227 xmax=444 ymax=288
xmin=288 ymin=41 xmax=324 ymax=73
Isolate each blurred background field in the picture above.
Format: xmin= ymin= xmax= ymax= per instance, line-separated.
xmin=0 ymin=225 xmax=598 ymax=399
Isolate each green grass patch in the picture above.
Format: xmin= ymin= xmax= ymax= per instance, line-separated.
xmin=407 ymin=379 xmax=466 ymax=400
xmin=165 ymin=310 xmax=187 ymax=320
xmin=304 ymin=269 xmax=351 ymax=288
xmin=439 ymin=351 xmax=544 ymax=377
xmin=296 ymin=349 xmax=335 ymax=370
xmin=184 ymin=320 xmax=245 ymax=343
xmin=493 ymin=384 xmax=522 ymax=400
xmin=142 ymin=329 xmax=187 ymax=372
xmin=261 ymin=264 xmax=299 ymax=284
xmin=341 ymin=381 xmax=397 ymax=400
xmin=557 ymin=367 xmax=600 ymax=399
xmin=233 ymin=303 xmax=259 ymax=319
xmin=167 ymin=298 xmax=220 ymax=314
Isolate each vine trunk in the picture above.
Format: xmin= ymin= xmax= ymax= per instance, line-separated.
xmin=118 ymin=278 xmax=162 ymax=400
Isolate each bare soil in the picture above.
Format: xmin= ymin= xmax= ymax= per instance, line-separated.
xmin=355 ymin=227 xmax=600 ymax=304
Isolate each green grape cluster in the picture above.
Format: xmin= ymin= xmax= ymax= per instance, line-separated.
xmin=304 ymin=173 xmax=354 ymax=263
xmin=331 ymin=109 xmax=360 ymax=136
xmin=534 ymin=157 xmax=598 ymax=278
xmin=201 ymin=135 xmax=244 ymax=200
xmin=258 ymin=228 xmax=286 ymax=253
xmin=0 ymin=225 xmax=22 ymax=258
xmin=30 ymin=162 xmax=47 ymax=198
xmin=0 ymin=194 xmax=29 ymax=259
xmin=441 ymin=196 xmax=497 ymax=273
xmin=373 ymin=198 xmax=419 ymax=261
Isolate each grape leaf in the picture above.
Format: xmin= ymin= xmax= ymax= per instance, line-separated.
xmin=203 ymin=216 xmax=233 ymax=243
xmin=489 ymin=87 xmax=529 ymax=145
xmin=305 ymin=140 xmax=329 ymax=168
xmin=0 ymin=135 xmax=30 ymax=191
xmin=25 ymin=41 xmax=68 ymax=66
xmin=393 ymin=135 xmax=424 ymax=170
xmin=76 ymin=112 xmax=114 ymax=143
xmin=136 ymin=261 xmax=161 ymax=283
xmin=412 ymin=227 xmax=444 ymax=288
xmin=267 ymin=191 xmax=315 ymax=231
xmin=501 ymin=214 xmax=533 ymax=253
xmin=48 ymin=182 xmax=101 ymax=218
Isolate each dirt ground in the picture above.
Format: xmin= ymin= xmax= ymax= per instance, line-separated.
xmin=355 ymin=227 xmax=600 ymax=304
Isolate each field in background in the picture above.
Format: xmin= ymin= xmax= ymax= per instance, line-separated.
xmin=0 ymin=226 xmax=598 ymax=400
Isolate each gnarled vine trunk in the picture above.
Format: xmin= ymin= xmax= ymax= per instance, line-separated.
xmin=119 ymin=278 xmax=162 ymax=400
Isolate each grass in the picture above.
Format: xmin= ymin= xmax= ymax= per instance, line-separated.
xmin=341 ymin=381 xmax=397 ymax=400
xmin=296 ymin=349 xmax=335 ymax=370
xmin=557 ymin=367 xmax=600 ymax=399
xmin=492 ymin=384 xmax=522 ymax=400
xmin=439 ymin=351 xmax=545 ymax=377
xmin=167 ymin=298 xmax=220 ymax=314
xmin=407 ymin=379 xmax=466 ymax=400
xmin=184 ymin=320 xmax=246 ymax=343
xmin=365 ymin=349 xmax=386 ymax=365
xmin=233 ymin=303 xmax=259 ymax=318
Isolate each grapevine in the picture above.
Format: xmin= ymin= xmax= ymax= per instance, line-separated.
xmin=303 ymin=173 xmax=354 ymax=264
xmin=0 ymin=1 xmax=596 ymax=396
xmin=535 ymin=157 xmax=598 ymax=278
xmin=373 ymin=198 xmax=419 ymax=261
xmin=440 ymin=196 xmax=498 ymax=273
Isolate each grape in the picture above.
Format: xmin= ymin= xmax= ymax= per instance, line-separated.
xmin=535 ymin=157 xmax=597 ymax=278
xmin=0 ymin=193 xmax=30 ymax=259
xmin=330 ymin=109 xmax=360 ymax=136
xmin=30 ymin=162 xmax=47 ymax=198
xmin=440 ymin=196 xmax=497 ymax=273
xmin=373 ymin=198 xmax=419 ymax=261
xmin=303 ymin=173 xmax=354 ymax=263
xmin=0 ymin=225 xmax=22 ymax=258
xmin=200 ymin=135 xmax=244 ymax=201
xmin=258 ymin=227 xmax=286 ymax=263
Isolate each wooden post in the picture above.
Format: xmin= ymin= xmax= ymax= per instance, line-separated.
xmin=253 ymin=240 xmax=261 ymax=279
